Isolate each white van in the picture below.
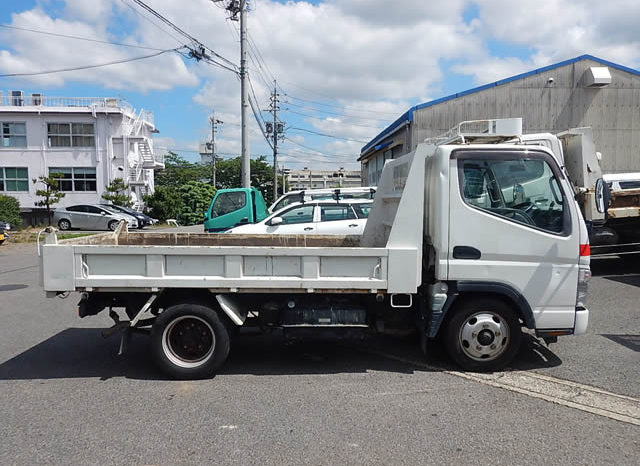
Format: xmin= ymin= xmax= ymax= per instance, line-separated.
xmin=269 ymin=186 xmax=376 ymax=214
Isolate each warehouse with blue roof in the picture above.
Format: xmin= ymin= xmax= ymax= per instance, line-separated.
xmin=359 ymin=55 xmax=640 ymax=186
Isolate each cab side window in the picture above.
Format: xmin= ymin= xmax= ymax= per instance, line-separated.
xmin=320 ymin=205 xmax=356 ymax=222
xmin=459 ymin=157 xmax=567 ymax=234
xmin=279 ymin=205 xmax=314 ymax=224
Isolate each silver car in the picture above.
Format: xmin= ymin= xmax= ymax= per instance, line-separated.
xmin=97 ymin=204 xmax=141 ymax=229
xmin=53 ymin=205 xmax=137 ymax=231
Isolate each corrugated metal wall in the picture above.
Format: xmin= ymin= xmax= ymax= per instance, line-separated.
xmin=410 ymin=59 xmax=640 ymax=173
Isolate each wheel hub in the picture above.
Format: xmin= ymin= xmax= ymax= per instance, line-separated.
xmin=458 ymin=312 xmax=509 ymax=362
xmin=163 ymin=316 xmax=215 ymax=368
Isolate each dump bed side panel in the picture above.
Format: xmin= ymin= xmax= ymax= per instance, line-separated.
xmin=41 ymin=244 xmax=389 ymax=293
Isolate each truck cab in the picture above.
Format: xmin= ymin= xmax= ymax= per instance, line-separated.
xmin=203 ymin=187 xmax=269 ymax=232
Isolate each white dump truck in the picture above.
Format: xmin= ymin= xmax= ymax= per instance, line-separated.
xmin=39 ymin=119 xmax=591 ymax=379
xmin=519 ymin=127 xmax=640 ymax=258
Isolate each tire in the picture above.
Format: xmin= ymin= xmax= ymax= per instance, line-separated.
xmin=443 ymin=297 xmax=521 ymax=372
xmin=108 ymin=220 xmax=119 ymax=231
xmin=151 ymin=303 xmax=230 ymax=380
xmin=58 ymin=219 xmax=71 ymax=230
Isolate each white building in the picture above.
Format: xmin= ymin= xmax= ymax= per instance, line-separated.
xmin=286 ymin=168 xmax=362 ymax=191
xmin=0 ymin=92 xmax=163 ymax=222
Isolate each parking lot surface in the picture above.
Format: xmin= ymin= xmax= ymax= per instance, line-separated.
xmin=0 ymin=243 xmax=638 ymax=465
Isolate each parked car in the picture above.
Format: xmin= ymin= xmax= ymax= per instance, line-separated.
xmin=53 ymin=205 xmax=137 ymax=231
xmin=269 ymin=187 xmax=376 ymax=214
xmin=0 ymin=221 xmax=9 ymax=245
xmin=99 ymin=203 xmax=154 ymax=229
xmin=227 ymin=200 xmax=373 ymax=235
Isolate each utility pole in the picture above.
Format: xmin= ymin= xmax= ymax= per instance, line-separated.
xmin=239 ymin=0 xmax=250 ymax=187
xmin=209 ymin=112 xmax=223 ymax=188
xmin=266 ymin=80 xmax=284 ymax=200
xmin=222 ymin=0 xmax=250 ymax=188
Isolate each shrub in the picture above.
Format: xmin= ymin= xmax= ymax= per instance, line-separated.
xmin=0 ymin=195 xmax=21 ymax=229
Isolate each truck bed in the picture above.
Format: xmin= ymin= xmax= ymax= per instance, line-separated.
xmin=40 ymin=230 xmax=389 ymax=294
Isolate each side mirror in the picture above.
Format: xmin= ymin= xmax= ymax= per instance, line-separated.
xmin=203 ymin=211 xmax=209 ymax=220
xmin=101 ymin=212 xmax=106 ymax=216
xmin=595 ymin=178 xmax=610 ymax=215
xmin=269 ymin=217 xmax=283 ymax=226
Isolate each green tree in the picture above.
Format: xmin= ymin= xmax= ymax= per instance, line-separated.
xmin=177 ymin=181 xmax=216 ymax=226
xmin=0 ymin=195 xmax=21 ymax=229
xmin=143 ymin=186 xmax=183 ymax=221
xmin=33 ymin=174 xmax=66 ymax=226
xmin=216 ymin=156 xmax=275 ymax=204
xmin=102 ymin=178 xmax=132 ymax=207
xmin=155 ymin=151 xmax=209 ymax=188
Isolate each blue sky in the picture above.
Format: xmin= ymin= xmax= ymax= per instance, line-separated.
xmin=1 ymin=0 xmax=638 ymax=168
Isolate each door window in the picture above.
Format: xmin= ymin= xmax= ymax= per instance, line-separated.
xmin=320 ymin=205 xmax=356 ymax=222
xmin=212 ymin=192 xmax=246 ymax=216
xmin=458 ymin=155 xmax=567 ymax=234
xmin=278 ymin=205 xmax=314 ymax=224
xmin=85 ymin=206 xmax=105 ymax=214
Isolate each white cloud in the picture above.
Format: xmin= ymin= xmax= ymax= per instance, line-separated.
xmin=0 ymin=6 xmax=199 ymax=91
xmin=3 ymin=0 xmax=639 ymax=169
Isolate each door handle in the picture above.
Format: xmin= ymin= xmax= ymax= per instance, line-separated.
xmin=348 ymin=224 xmax=358 ymax=227
xmin=452 ymin=246 xmax=481 ymax=260
xmin=304 ymin=227 xmax=314 ymax=231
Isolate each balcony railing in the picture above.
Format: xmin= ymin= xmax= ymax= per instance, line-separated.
xmin=0 ymin=95 xmax=154 ymax=126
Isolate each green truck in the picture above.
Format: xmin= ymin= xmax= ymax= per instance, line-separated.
xmin=203 ymin=187 xmax=269 ymax=232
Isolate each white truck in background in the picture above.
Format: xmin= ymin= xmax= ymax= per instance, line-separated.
xmin=39 ymin=119 xmax=591 ymax=379
xmin=520 ymin=127 xmax=640 ymax=258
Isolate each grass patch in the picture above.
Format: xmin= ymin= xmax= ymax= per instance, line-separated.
xmin=8 ymin=231 xmax=98 ymax=243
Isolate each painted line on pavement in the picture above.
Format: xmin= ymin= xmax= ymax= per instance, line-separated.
xmin=363 ymin=349 xmax=640 ymax=426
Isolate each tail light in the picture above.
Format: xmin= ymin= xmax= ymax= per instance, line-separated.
xmin=579 ymin=244 xmax=590 ymax=256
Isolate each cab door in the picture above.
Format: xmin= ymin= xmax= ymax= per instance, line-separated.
xmin=315 ymin=204 xmax=362 ymax=234
xmin=448 ymin=149 xmax=581 ymax=330
xmin=266 ymin=204 xmax=316 ymax=234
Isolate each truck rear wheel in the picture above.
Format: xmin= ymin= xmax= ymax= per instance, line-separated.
xmin=444 ymin=297 xmax=521 ymax=372
xmin=151 ymin=303 xmax=230 ymax=379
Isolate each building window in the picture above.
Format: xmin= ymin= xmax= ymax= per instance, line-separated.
xmin=0 ymin=167 xmax=29 ymax=191
xmin=49 ymin=167 xmax=97 ymax=192
xmin=47 ymin=123 xmax=95 ymax=148
xmin=1 ymin=123 xmax=27 ymax=147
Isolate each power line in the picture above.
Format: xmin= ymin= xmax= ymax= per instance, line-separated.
xmin=130 ymin=0 xmax=237 ymax=70
xmin=0 ymin=24 xmax=167 ymax=51
xmin=284 ymin=93 xmax=400 ymax=116
xmin=283 ymin=137 xmax=357 ymax=160
xmin=282 ymin=108 xmax=384 ymax=130
xmin=0 ymin=48 xmax=180 ymax=78
xmin=283 ymin=100 xmax=393 ymax=122
xmin=119 ymin=0 xmax=187 ymax=47
xmin=287 ymin=127 xmax=370 ymax=143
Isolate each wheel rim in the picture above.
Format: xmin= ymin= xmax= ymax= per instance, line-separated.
xmin=109 ymin=222 xmax=117 ymax=231
xmin=458 ymin=311 xmax=510 ymax=362
xmin=162 ymin=315 xmax=215 ymax=368
xmin=59 ymin=220 xmax=70 ymax=230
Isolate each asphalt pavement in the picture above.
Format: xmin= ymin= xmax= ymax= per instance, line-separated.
xmin=0 ymin=243 xmax=638 ymax=465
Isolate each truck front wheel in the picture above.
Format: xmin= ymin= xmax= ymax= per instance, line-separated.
xmin=444 ymin=297 xmax=521 ymax=372
xmin=151 ymin=304 xmax=230 ymax=379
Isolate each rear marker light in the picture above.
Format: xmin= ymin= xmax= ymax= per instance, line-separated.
xmin=579 ymin=244 xmax=590 ymax=256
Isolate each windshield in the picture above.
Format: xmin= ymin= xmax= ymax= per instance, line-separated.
xmin=212 ymin=191 xmax=247 ymax=217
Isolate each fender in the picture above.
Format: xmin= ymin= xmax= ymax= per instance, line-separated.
xmin=427 ymin=281 xmax=536 ymax=338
